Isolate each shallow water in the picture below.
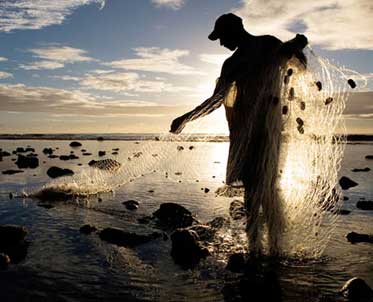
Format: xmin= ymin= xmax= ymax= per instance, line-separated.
xmin=0 ymin=139 xmax=372 ymax=301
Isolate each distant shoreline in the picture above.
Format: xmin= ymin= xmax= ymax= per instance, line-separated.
xmin=0 ymin=133 xmax=373 ymax=143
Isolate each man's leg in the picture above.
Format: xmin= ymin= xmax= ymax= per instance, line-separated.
xmin=244 ymin=188 xmax=262 ymax=255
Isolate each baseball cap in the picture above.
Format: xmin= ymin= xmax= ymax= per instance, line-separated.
xmin=208 ymin=13 xmax=243 ymax=41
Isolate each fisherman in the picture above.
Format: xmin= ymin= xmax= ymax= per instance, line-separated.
xmin=170 ymin=13 xmax=308 ymax=255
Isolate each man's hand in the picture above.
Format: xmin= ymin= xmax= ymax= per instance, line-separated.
xmin=170 ymin=115 xmax=187 ymax=134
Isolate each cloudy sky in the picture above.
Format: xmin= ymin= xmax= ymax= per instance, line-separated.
xmin=0 ymin=0 xmax=372 ymax=134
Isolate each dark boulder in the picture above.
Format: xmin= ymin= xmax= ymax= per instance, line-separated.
xmin=170 ymin=229 xmax=209 ymax=269
xmin=42 ymin=147 xmax=54 ymax=155
xmin=339 ymin=176 xmax=358 ymax=190
xmin=0 ymin=253 xmax=11 ymax=270
xmin=97 ymin=136 xmax=104 ymax=141
xmin=351 ymin=167 xmax=370 ymax=172
xmin=153 ymin=203 xmax=194 ymax=229
xmin=47 ymin=166 xmax=74 ymax=178
xmin=25 ymin=147 xmax=35 ymax=152
xmin=2 ymin=170 xmax=24 ymax=175
xmin=69 ymin=141 xmax=82 ymax=147
xmin=99 ymin=227 xmax=161 ymax=247
xmin=82 ymin=152 xmax=92 ymax=156
xmin=340 ymin=277 xmax=373 ymax=302
xmin=0 ymin=151 xmax=11 ymax=157
xmin=48 ymin=154 xmax=59 ymax=159
xmin=226 ymin=253 xmax=246 ymax=273
xmin=98 ymin=151 xmax=106 ymax=157
xmin=347 ymin=232 xmax=373 ymax=244
xmin=59 ymin=154 xmax=79 ymax=161
xmin=15 ymin=147 xmax=27 ymax=153
xmin=347 ymin=79 xmax=357 ymax=89
xmin=356 ymin=201 xmax=373 ymax=210
xmin=0 ymin=225 xmax=29 ymax=263
xmin=366 ymin=155 xmax=373 ymax=160
xmin=229 ymin=200 xmax=246 ymax=220
xmin=177 ymin=145 xmax=184 ymax=151
xmin=15 ymin=154 xmax=39 ymax=169
xmin=122 ymin=200 xmax=139 ymax=210
xmin=79 ymin=224 xmax=97 ymax=234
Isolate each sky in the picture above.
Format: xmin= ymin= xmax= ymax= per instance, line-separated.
xmin=0 ymin=0 xmax=372 ymax=134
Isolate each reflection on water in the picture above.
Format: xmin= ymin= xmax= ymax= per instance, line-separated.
xmin=0 ymin=140 xmax=372 ymax=301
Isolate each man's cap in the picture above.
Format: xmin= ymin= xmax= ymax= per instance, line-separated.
xmin=208 ymin=13 xmax=243 ymax=41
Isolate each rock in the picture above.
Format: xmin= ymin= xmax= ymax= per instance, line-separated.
xmin=300 ymin=101 xmax=306 ymax=110
xmin=226 ymin=253 xmax=246 ymax=273
xmin=97 ymin=136 xmax=104 ymax=141
xmin=325 ymin=97 xmax=333 ymax=105
xmin=79 ymin=224 xmax=97 ymax=234
xmin=15 ymin=147 xmax=27 ymax=153
xmin=0 ymin=253 xmax=11 ymax=270
xmin=347 ymin=232 xmax=373 ymax=244
xmin=42 ymin=148 xmax=54 ymax=155
xmin=83 ymin=152 xmax=92 ymax=156
xmin=189 ymin=146 xmax=195 ymax=150
xmin=356 ymin=201 xmax=373 ymax=210
xmin=315 ymin=81 xmax=322 ymax=91
xmin=272 ymin=96 xmax=279 ymax=105
xmin=351 ymin=167 xmax=370 ymax=172
xmin=204 ymin=188 xmax=210 ymax=193
xmin=88 ymin=159 xmax=121 ymax=172
xmin=112 ymin=151 xmax=118 ymax=155
xmin=47 ymin=166 xmax=74 ymax=178
xmin=15 ymin=155 xmax=39 ymax=169
xmin=25 ymin=147 xmax=35 ymax=152
xmin=339 ymin=176 xmax=358 ymax=190
xmin=0 ymin=151 xmax=11 ymax=157
xmin=288 ymin=87 xmax=295 ymax=100
xmin=347 ymin=79 xmax=357 ymax=89
xmin=153 ymin=203 xmax=194 ymax=229
xmin=69 ymin=141 xmax=82 ymax=147
xmin=37 ymin=202 xmax=54 ymax=209
xmin=335 ymin=209 xmax=351 ymax=215
xmin=177 ymin=145 xmax=184 ymax=151
xmin=112 ymin=148 xmax=120 ymax=151
xmin=137 ymin=216 xmax=152 ymax=224
xmin=365 ymin=155 xmax=373 ymax=160
xmin=48 ymin=155 xmax=59 ymax=159
xmin=98 ymin=151 xmax=106 ymax=157
xmin=122 ymin=200 xmax=139 ymax=210
xmin=207 ymin=216 xmax=229 ymax=229
xmin=340 ymin=277 xmax=373 ymax=301
xmin=99 ymin=227 xmax=161 ymax=247
xmin=2 ymin=170 xmax=24 ymax=175
xmin=284 ymin=75 xmax=289 ymax=84
xmin=187 ymin=225 xmax=216 ymax=241
xmin=229 ymin=200 xmax=246 ymax=220
xmin=287 ymin=68 xmax=293 ymax=76
xmin=282 ymin=105 xmax=288 ymax=115
xmin=0 ymin=225 xmax=27 ymax=245
xmin=170 ymin=229 xmax=209 ymax=269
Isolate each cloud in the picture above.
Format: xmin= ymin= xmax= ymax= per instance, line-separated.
xmin=0 ymin=57 xmax=8 ymax=62
xmin=199 ymin=54 xmax=229 ymax=65
xmin=20 ymin=45 xmax=95 ymax=70
xmin=151 ymin=0 xmax=185 ymax=10
xmin=105 ymin=47 xmax=203 ymax=75
xmin=0 ymin=83 xmax=187 ymax=117
xmin=0 ymin=0 xmax=105 ymax=32
xmin=50 ymin=75 xmax=81 ymax=81
xmin=79 ymin=71 xmax=190 ymax=93
xmin=235 ymin=0 xmax=373 ymax=50
xmin=0 ymin=71 xmax=13 ymax=79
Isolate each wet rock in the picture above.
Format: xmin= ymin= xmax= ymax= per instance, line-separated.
xmin=15 ymin=154 xmax=39 ymax=169
xmin=170 ymin=229 xmax=209 ymax=269
xmin=315 ymin=81 xmax=322 ymax=91
xmin=347 ymin=79 xmax=357 ymax=89
xmin=284 ymin=75 xmax=289 ymax=84
xmin=229 ymin=200 xmax=246 ymax=220
xmin=153 ymin=203 xmax=194 ymax=229
xmin=334 ymin=208 xmax=351 ymax=215
xmin=351 ymin=167 xmax=370 ymax=172
xmin=177 ymin=145 xmax=184 ymax=151
xmin=282 ymin=105 xmax=288 ymax=115
xmin=79 ymin=224 xmax=97 ymax=234
xmin=137 ymin=216 xmax=152 ymax=224
xmin=15 ymin=147 xmax=27 ymax=153
xmin=0 ymin=225 xmax=29 ymax=263
xmin=133 ymin=152 xmax=142 ymax=158
xmin=356 ymin=200 xmax=373 ymax=210
xmin=297 ymin=125 xmax=304 ymax=134
xmin=25 ymin=147 xmax=35 ymax=152
xmin=189 ymin=145 xmax=195 ymax=150
xmin=0 ymin=253 xmax=11 ymax=270
xmin=69 ymin=141 xmax=82 ymax=147
xmin=82 ymin=152 xmax=92 ymax=156
xmin=325 ymin=97 xmax=333 ymax=105
xmin=365 ymin=155 xmax=373 ymax=160
xmin=340 ymin=277 xmax=373 ymax=302
xmin=97 ymin=136 xmax=104 ymax=141
xmin=88 ymin=159 xmax=121 ymax=172
xmin=112 ymin=148 xmax=120 ymax=151
xmin=339 ymin=176 xmax=358 ymax=190
xmin=112 ymin=151 xmax=118 ymax=155
xmin=287 ymin=68 xmax=293 ymax=76
xmin=42 ymin=148 xmax=54 ymax=155
xmin=226 ymin=253 xmax=246 ymax=273
xmin=99 ymin=227 xmax=161 ymax=247
xmin=47 ymin=166 xmax=74 ymax=178
xmin=296 ymin=117 xmax=304 ymax=127
xmin=59 ymin=154 xmax=79 ymax=160
xmin=2 ymin=170 xmax=24 ymax=175
xmin=122 ymin=200 xmax=139 ymax=210
xmin=0 ymin=151 xmax=11 ymax=157
xmin=347 ymin=232 xmax=373 ymax=244
xmin=204 ymin=188 xmax=210 ymax=193
xmin=187 ymin=225 xmax=216 ymax=241
xmin=98 ymin=151 xmax=106 ymax=157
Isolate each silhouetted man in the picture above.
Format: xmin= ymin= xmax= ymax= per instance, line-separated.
xmin=170 ymin=13 xmax=307 ymax=255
